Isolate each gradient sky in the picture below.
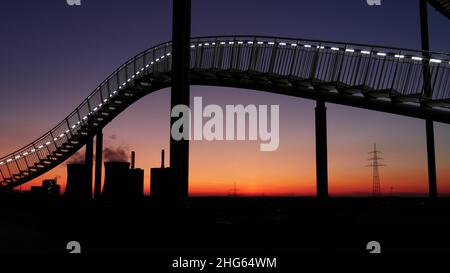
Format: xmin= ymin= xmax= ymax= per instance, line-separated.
xmin=0 ymin=0 xmax=449 ymax=196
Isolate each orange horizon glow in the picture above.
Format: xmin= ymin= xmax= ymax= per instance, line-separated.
xmin=4 ymin=87 xmax=450 ymax=197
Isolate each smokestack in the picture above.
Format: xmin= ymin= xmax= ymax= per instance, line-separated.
xmin=161 ymin=149 xmax=165 ymax=168
xmin=131 ymin=151 xmax=135 ymax=169
xmin=64 ymin=164 xmax=90 ymax=200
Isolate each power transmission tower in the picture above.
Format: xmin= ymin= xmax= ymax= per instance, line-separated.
xmin=367 ymin=144 xmax=386 ymax=196
xmin=230 ymin=182 xmax=239 ymax=197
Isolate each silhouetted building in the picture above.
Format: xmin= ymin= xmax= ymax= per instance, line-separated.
xmin=64 ymin=164 xmax=90 ymax=200
xmin=102 ymin=161 xmax=130 ymax=201
xmin=31 ymin=179 xmax=60 ymax=198
xmin=130 ymin=168 xmax=144 ymax=200
xmin=102 ymin=151 xmax=145 ymax=202
xmin=150 ymin=149 xmax=173 ymax=202
xmin=129 ymin=151 xmax=144 ymax=200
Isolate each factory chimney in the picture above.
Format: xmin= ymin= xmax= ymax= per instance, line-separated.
xmin=161 ymin=149 xmax=165 ymax=168
xmin=131 ymin=151 xmax=135 ymax=170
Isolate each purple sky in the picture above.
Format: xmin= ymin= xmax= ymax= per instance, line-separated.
xmin=0 ymin=0 xmax=449 ymax=195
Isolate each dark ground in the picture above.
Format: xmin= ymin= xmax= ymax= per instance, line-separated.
xmin=1 ymin=194 xmax=450 ymax=267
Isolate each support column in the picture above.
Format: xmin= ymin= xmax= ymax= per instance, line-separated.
xmin=94 ymin=130 xmax=103 ymax=199
xmin=420 ymin=0 xmax=430 ymax=52
xmin=420 ymin=0 xmax=437 ymax=198
xmin=426 ymin=119 xmax=437 ymax=198
xmin=170 ymin=0 xmax=191 ymax=202
xmin=315 ymin=100 xmax=328 ymax=199
xmin=85 ymin=136 xmax=94 ymax=199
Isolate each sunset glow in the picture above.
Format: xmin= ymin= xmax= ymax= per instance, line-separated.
xmin=9 ymin=87 xmax=450 ymax=197
xmin=1 ymin=0 xmax=449 ymax=197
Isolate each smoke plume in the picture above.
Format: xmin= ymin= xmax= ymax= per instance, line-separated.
xmin=68 ymin=151 xmax=85 ymax=164
xmin=103 ymin=145 xmax=129 ymax=162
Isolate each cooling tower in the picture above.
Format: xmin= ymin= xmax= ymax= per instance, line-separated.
xmin=102 ymin=161 xmax=130 ymax=201
xmin=64 ymin=164 xmax=90 ymax=200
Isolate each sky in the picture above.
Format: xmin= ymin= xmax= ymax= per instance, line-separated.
xmin=0 ymin=0 xmax=449 ymax=196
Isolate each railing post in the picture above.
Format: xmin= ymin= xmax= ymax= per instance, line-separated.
xmin=235 ymin=38 xmax=242 ymax=71
xmin=361 ymin=48 xmax=374 ymax=93
xmin=5 ymin=163 xmax=12 ymax=180
xmin=76 ymin=109 xmax=82 ymax=127
xmin=288 ymin=41 xmax=300 ymax=77
xmin=164 ymin=44 xmax=169 ymax=72
xmin=229 ymin=38 xmax=237 ymax=70
xmin=50 ymin=132 xmax=58 ymax=150
xmin=212 ymin=38 xmax=219 ymax=70
xmin=106 ymin=80 xmax=111 ymax=98
xmin=247 ymin=38 xmax=257 ymax=72
xmin=152 ymin=48 xmax=156 ymax=67
xmin=194 ymin=41 xmax=200 ymax=68
xmin=143 ymin=51 xmax=147 ymax=70
xmin=309 ymin=43 xmax=321 ymax=82
xmin=389 ymin=50 xmax=402 ymax=97
xmin=86 ymin=98 xmax=92 ymax=113
xmin=99 ymin=87 xmax=104 ymax=103
xmin=0 ymin=168 xmax=5 ymax=182
xmin=376 ymin=54 xmax=387 ymax=90
xmin=33 ymin=143 xmax=42 ymax=161
xmin=44 ymin=140 xmax=52 ymax=156
xmin=199 ymin=41 xmax=205 ymax=70
xmin=65 ymin=118 xmax=72 ymax=138
xmin=268 ymin=41 xmax=278 ymax=74
xmin=22 ymin=153 xmax=30 ymax=172
xmin=334 ymin=46 xmax=346 ymax=86
xmin=116 ymin=72 xmax=121 ymax=91
xmin=14 ymin=155 xmax=21 ymax=175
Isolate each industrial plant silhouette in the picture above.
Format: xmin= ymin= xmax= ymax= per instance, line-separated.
xmin=0 ymin=0 xmax=450 ymax=255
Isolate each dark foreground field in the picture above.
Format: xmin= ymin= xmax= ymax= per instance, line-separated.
xmin=1 ymin=194 xmax=450 ymax=257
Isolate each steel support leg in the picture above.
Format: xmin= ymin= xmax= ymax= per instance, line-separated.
xmin=426 ymin=119 xmax=437 ymax=198
xmin=85 ymin=136 xmax=94 ymax=199
xmin=94 ymin=130 xmax=103 ymax=199
xmin=420 ymin=0 xmax=437 ymax=198
xmin=170 ymin=0 xmax=191 ymax=203
xmin=315 ymin=101 xmax=328 ymax=199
